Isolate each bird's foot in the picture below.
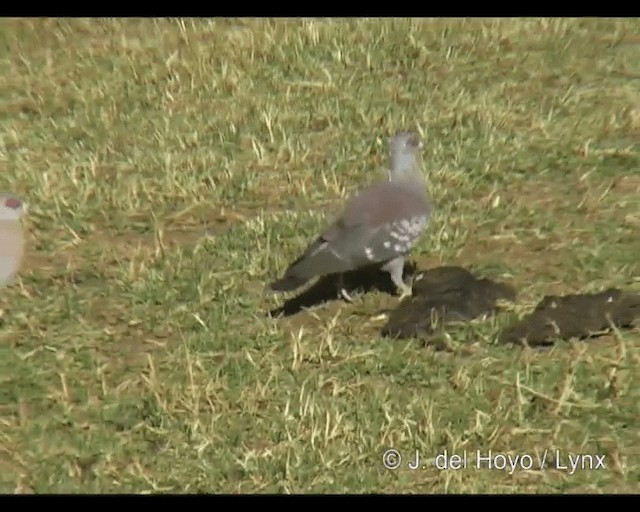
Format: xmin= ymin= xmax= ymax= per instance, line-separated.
xmin=396 ymin=282 xmax=413 ymax=301
xmin=339 ymin=287 xmax=355 ymax=303
xmin=336 ymin=274 xmax=355 ymax=303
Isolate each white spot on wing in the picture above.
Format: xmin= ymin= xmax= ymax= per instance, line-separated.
xmin=328 ymin=245 xmax=349 ymax=262
xmin=309 ymin=241 xmax=329 ymax=257
xmin=383 ymin=241 xmax=390 ymax=249
xmin=365 ymin=247 xmax=375 ymax=261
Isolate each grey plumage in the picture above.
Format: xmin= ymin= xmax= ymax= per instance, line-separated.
xmin=269 ymin=131 xmax=432 ymax=300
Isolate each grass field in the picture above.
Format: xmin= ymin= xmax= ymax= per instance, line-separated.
xmin=1 ymin=18 xmax=639 ymax=494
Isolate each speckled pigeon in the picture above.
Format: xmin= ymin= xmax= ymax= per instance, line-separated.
xmin=0 ymin=193 xmax=26 ymax=287
xmin=269 ymin=131 xmax=432 ymax=301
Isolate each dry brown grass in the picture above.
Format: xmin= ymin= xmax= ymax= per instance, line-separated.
xmin=1 ymin=18 xmax=638 ymax=493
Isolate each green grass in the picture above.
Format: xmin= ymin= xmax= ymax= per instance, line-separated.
xmin=1 ymin=18 xmax=639 ymax=494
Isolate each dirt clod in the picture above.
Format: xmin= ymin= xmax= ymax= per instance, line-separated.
xmin=499 ymin=288 xmax=640 ymax=347
xmin=381 ymin=266 xmax=516 ymax=340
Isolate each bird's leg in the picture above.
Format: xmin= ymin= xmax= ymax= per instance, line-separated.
xmin=336 ymin=273 xmax=354 ymax=303
xmin=396 ymin=280 xmax=412 ymax=301
xmin=382 ymin=256 xmax=413 ymax=300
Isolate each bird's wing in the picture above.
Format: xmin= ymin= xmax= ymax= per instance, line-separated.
xmin=275 ymin=183 xmax=430 ymax=284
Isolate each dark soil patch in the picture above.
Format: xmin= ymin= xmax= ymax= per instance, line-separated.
xmin=380 ymin=268 xmax=639 ymax=349
xmin=381 ymin=266 xmax=516 ymax=341
xmin=500 ymin=288 xmax=640 ymax=347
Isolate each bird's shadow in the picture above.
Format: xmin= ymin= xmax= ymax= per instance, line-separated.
xmin=267 ymin=261 xmax=418 ymax=318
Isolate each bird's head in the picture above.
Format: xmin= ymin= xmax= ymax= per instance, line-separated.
xmin=388 ymin=131 xmax=425 ymax=180
xmin=0 ymin=194 xmax=27 ymax=222
xmin=390 ymin=131 xmax=424 ymax=152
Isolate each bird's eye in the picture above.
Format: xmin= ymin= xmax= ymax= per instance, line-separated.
xmin=5 ymin=198 xmax=21 ymax=210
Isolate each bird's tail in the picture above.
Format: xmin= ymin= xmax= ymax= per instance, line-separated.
xmin=267 ymin=274 xmax=310 ymax=293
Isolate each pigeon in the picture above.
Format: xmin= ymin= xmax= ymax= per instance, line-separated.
xmin=269 ymin=130 xmax=432 ymax=302
xmin=0 ymin=193 xmax=26 ymax=287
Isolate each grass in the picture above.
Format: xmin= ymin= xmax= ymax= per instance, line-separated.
xmin=0 ymin=17 xmax=639 ymax=494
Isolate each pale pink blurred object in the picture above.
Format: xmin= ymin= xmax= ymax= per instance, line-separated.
xmin=0 ymin=193 xmax=26 ymax=287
